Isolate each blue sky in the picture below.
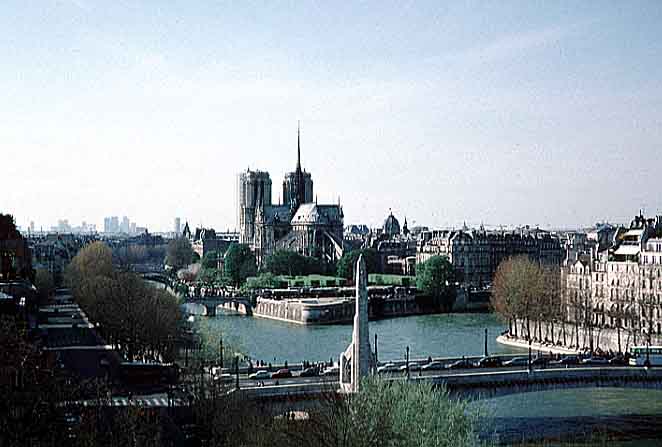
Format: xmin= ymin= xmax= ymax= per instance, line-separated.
xmin=2 ymin=1 xmax=661 ymax=231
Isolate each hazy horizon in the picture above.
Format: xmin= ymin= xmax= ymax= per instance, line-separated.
xmin=3 ymin=1 xmax=661 ymax=232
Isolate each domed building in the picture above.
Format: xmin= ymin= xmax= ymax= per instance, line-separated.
xmin=383 ymin=211 xmax=401 ymax=237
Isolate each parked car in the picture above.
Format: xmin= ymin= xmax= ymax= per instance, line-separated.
xmin=580 ymin=356 xmax=609 ymax=365
xmin=445 ymin=359 xmax=474 ymax=369
xmin=557 ymin=355 xmax=580 ymax=365
xmin=248 ymin=370 xmax=270 ymax=380
xmin=475 ymin=356 xmax=502 ymax=368
xmin=421 ymin=361 xmax=445 ymax=371
xmin=271 ymin=368 xmax=292 ymax=379
xmin=299 ymin=367 xmax=319 ymax=377
xmin=608 ymin=355 xmax=628 ymax=366
xmin=399 ymin=362 xmax=421 ymax=372
xmin=531 ymin=356 xmax=549 ymax=367
xmin=377 ymin=363 xmax=399 ymax=373
xmin=502 ymin=357 xmax=529 ymax=367
xmin=322 ymin=366 xmax=340 ymax=376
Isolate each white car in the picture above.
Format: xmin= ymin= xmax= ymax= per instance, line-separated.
xmin=249 ymin=370 xmax=270 ymax=380
xmin=214 ymin=373 xmax=234 ymax=383
xmin=322 ymin=366 xmax=340 ymax=376
xmin=377 ymin=363 xmax=399 ymax=373
xmin=399 ymin=362 xmax=420 ymax=371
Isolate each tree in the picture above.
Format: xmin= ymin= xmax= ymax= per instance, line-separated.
xmin=246 ymin=272 xmax=285 ymax=289
xmin=491 ymin=256 xmax=545 ymax=341
xmin=166 ymin=237 xmax=194 ymax=271
xmin=34 ymin=268 xmax=55 ymax=300
xmin=416 ymin=255 xmax=456 ymax=311
xmin=64 ymin=241 xmax=113 ymax=287
xmin=294 ymin=378 xmax=482 ymax=447
xmin=224 ymin=244 xmax=257 ymax=286
xmin=262 ymin=250 xmax=328 ymax=276
xmin=337 ymin=249 xmax=378 ymax=280
xmin=201 ymin=250 xmax=218 ymax=269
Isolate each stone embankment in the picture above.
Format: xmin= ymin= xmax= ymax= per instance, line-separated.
xmin=497 ymin=319 xmax=662 ymax=354
xmin=253 ymin=294 xmax=439 ymax=325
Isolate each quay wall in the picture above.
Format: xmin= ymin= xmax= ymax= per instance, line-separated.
xmin=253 ymin=295 xmax=442 ymax=325
xmin=501 ymin=319 xmax=662 ymax=354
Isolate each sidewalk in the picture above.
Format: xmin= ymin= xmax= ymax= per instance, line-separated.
xmin=496 ymin=334 xmax=581 ymax=355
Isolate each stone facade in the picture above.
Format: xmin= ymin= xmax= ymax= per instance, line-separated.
xmin=417 ymin=227 xmax=563 ymax=287
xmin=562 ymin=213 xmax=662 ymax=345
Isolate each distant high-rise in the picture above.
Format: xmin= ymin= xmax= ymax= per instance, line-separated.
xmin=120 ymin=216 xmax=130 ymax=234
xmin=174 ymin=217 xmax=181 ymax=236
xmin=110 ymin=216 xmax=119 ymax=233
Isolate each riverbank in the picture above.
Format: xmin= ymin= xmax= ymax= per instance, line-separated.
xmin=496 ymin=335 xmax=581 ymax=355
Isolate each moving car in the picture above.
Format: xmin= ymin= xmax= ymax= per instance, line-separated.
xmin=271 ymin=368 xmax=293 ymax=379
xmin=580 ymin=356 xmax=609 ymax=365
xmin=445 ymin=359 xmax=474 ymax=369
xmin=502 ymin=357 xmax=529 ymax=367
xmin=421 ymin=361 xmax=444 ymax=371
xmin=377 ymin=363 xmax=399 ymax=373
xmin=531 ymin=356 xmax=549 ymax=367
xmin=399 ymin=362 xmax=421 ymax=371
xmin=299 ymin=367 xmax=319 ymax=377
xmin=248 ymin=370 xmax=270 ymax=380
xmin=322 ymin=366 xmax=340 ymax=376
xmin=556 ymin=355 xmax=580 ymax=365
xmin=475 ymin=356 xmax=502 ymax=368
xmin=608 ymin=355 xmax=628 ymax=366
xmin=214 ymin=373 xmax=234 ymax=383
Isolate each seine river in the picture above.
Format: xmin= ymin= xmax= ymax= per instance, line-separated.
xmin=200 ymin=312 xmax=662 ymax=445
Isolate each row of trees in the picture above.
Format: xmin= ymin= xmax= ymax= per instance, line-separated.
xmin=66 ymin=242 xmax=181 ymax=362
xmin=491 ymin=256 xmax=566 ymax=344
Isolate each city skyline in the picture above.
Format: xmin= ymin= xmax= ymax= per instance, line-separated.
xmin=3 ymin=1 xmax=662 ymax=231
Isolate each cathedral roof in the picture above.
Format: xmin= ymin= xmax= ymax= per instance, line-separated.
xmin=263 ymin=205 xmax=292 ymax=225
xmin=291 ymin=203 xmax=342 ymax=225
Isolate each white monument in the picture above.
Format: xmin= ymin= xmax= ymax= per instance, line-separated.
xmin=340 ymin=254 xmax=375 ymax=393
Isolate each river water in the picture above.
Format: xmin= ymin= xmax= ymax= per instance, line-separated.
xmin=199 ymin=311 xmax=662 ymax=445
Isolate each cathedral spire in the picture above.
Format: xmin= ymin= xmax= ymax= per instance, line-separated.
xmin=296 ymin=120 xmax=301 ymax=171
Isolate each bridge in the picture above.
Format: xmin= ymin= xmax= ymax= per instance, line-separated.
xmin=141 ymin=272 xmax=171 ymax=288
xmin=237 ymin=366 xmax=662 ymax=402
xmin=183 ymin=296 xmax=253 ymax=316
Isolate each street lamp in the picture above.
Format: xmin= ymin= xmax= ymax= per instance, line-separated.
xmin=219 ymin=335 xmax=224 ymax=369
xmin=405 ymin=346 xmax=410 ymax=380
xmin=234 ymin=356 xmax=240 ymax=390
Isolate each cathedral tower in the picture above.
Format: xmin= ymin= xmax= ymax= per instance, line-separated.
xmin=283 ymin=123 xmax=313 ymax=210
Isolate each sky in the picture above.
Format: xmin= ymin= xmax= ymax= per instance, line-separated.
xmin=2 ymin=1 xmax=661 ymax=232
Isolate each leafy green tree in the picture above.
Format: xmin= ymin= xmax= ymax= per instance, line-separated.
xmin=283 ymin=378 xmax=483 ymax=447
xmin=262 ymin=250 xmax=328 ymax=276
xmin=201 ymin=250 xmax=218 ymax=269
xmin=416 ymin=255 xmax=456 ymax=311
xmin=166 ymin=237 xmax=195 ymax=271
xmin=336 ymin=249 xmax=378 ymax=280
xmin=223 ymin=244 xmax=256 ymax=286
xmin=246 ymin=272 xmax=286 ymax=289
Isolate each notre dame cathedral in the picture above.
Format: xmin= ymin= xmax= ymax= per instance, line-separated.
xmin=237 ymin=126 xmax=344 ymax=265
